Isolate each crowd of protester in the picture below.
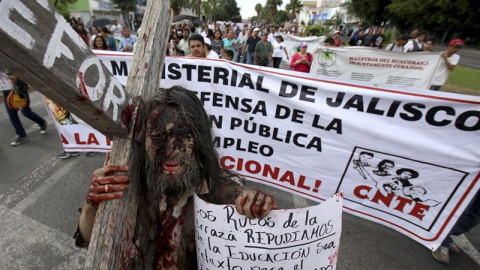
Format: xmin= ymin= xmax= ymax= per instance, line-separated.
xmin=69 ymin=17 xmax=464 ymax=92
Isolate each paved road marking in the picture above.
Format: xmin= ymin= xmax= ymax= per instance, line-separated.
xmin=13 ymin=161 xmax=76 ymax=212
xmin=0 ymin=205 xmax=86 ymax=270
xmin=453 ymin=234 xmax=480 ymax=265
xmin=0 ymin=156 xmax=59 ymax=208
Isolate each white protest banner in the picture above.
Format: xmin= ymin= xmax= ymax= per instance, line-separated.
xmin=43 ymin=96 xmax=112 ymax=152
xmin=194 ymin=192 xmax=343 ymax=270
xmin=310 ymin=47 xmax=441 ymax=89
xmin=280 ymin=34 xmax=325 ymax=65
xmin=0 ymin=69 xmax=13 ymax=90
xmin=65 ymin=52 xmax=479 ymax=250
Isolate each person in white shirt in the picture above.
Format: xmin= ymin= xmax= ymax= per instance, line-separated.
xmin=404 ymin=32 xmax=426 ymax=52
xmin=178 ymin=28 xmax=191 ymax=56
xmin=110 ymin=19 xmax=122 ymax=40
xmin=385 ymin=34 xmax=409 ymax=53
xmin=272 ymin=35 xmax=289 ymax=68
xmin=429 ymin=39 xmax=463 ymax=91
xmin=268 ymin=27 xmax=277 ymax=44
xmin=204 ymin=37 xmax=220 ymax=59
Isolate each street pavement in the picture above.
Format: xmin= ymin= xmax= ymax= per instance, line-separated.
xmin=1 ymin=89 xmax=479 ymax=269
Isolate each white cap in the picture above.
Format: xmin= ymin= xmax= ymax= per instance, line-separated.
xmin=204 ymin=37 xmax=211 ymax=45
xmin=253 ymin=28 xmax=260 ymax=32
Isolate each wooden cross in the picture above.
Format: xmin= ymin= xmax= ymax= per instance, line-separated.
xmin=0 ymin=0 xmax=171 ymax=268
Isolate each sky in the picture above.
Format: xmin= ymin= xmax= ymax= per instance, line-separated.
xmin=237 ymin=0 xmax=286 ymax=19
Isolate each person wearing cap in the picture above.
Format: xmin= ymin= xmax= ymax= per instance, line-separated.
xmin=204 ymin=37 xmax=220 ymax=59
xmin=404 ymin=31 xmax=427 ymax=52
xmin=385 ymin=34 xmax=409 ymax=53
xmin=429 ymin=39 xmax=463 ymax=91
xmin=254 ymin=32 xmax=273 ymax=67
xmin=244 ymin=28 xmax=261 ymax=64
xmin=333 ymin=31 xmax=342 ymax=47
xmin=370 ymin=26 xmax=385 ymax=49
xmin=290 ymin=42 xmax=313 ymax=73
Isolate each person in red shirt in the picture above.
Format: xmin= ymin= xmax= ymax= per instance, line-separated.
xmin=290 ymin=42 xmax=312 ymax=73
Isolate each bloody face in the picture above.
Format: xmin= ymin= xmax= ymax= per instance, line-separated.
xmin=145 ymin=107 xmax=200 ymax=196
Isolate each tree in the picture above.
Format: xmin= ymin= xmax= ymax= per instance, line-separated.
xmin=266 ymin=0 xmax=283 ymax=17
xmin=273 ymin=10 xmax=289 ymax=25
xmin=341 ymin=0 xmax=392 ymax=26
xmin=387 ymin=0 xmax=480 ymax=34
xmin=285 ymin=0 xmax=303 ymax=21
xmin=52 ymin=0 xmax=76 ymax=7
xmin=171 ymin=0 xmax=189 ymax=17
xmin=187 ymin=0 xmax=202 ymax=17
xmin=255 ymin=3 xmax=263 ymax=17
xmin=50 ymin=0 xmax=77 ymax=20
xmin=224 ymin=0 xmax=241 ymax=19
xmin=201 ymin=0 xmax=241 ymax=21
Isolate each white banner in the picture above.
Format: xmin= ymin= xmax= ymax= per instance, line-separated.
xmin=280 ymin=34 xmax=325 ymax=65
xmin=0 ymin=70 xmax=13 ymax=90
xmin=310 ymin=47 xmax=441 ymax=89
xmin=194 ymin=192 xmax=343 ymax=270
xmin=61 ymin=51 xmax=479 ymax=250
xmin=43 ymin=96 xmax=112 ymax=152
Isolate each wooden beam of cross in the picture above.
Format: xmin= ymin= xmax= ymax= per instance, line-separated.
xmin=0 ymin=0 xmax=171 ymax=269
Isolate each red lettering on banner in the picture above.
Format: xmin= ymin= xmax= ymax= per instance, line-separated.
xmin=106 ymin=137 xmax=112 ymax=146
xmin=297 ymin=175 xmax=312 ymax=191
xmin=74 ymin=133 xmax=86 ymax=144
xmin=394 ymin=196 xmax=413 ymax=212
xmin=409 ymin=203 xmax=430 ymax=221
xmin=60 ymin=133 xmax=69 ymax=144
xmin=87 ymin=133 xmax=100 ymax=145
xmin=353 ymin=185 xmax=371 ymax=199
xmin=353 ymin=185 xmax=429 ymax=221
xmin=219 ymin=156 xmax=315 ymax=191
xmin=371 ymin=190 xmax=395 ymax=207
xmin=279 ymin=171 xmax=296 ymax=186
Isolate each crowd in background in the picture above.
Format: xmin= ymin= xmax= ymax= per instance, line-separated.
xmin=68 ymin=17 xmax=464 ymax=92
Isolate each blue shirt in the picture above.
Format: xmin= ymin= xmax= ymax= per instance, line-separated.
xmin=119 ymin=35 xmax=138 ymax=52
xmin=106 ymin=35 xmax=117 ymax=51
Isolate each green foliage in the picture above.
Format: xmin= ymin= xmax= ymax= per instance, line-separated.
xmin=445 ymin=66 xmax=480 ymax=91
xmin=171 ymin=0 xmax=189 ymax=16
xmin=51 ymin=0 xmax=77 ymax=7
xmin=187 ymin=0 xmax=202 ymax=16
xmin=387 ymin=0 xmax=480 ymax=33
xmin=341 ymin=0 xmax=392 ymax=26
xmin=49 ymin=0 xmax=75 ymax=19
xmin=265 ymin=0 xmax=283 ymax=17
xmin=201 ymin=0 xmax=241 ymax=21
xmin=285 ymin=0 xmax=303 ymax=21
xmin=304 ymin=25 xmax=329 ymax=37
xmin=112 ymin=0 xmax=137 ymax=13
xmin=255 ymin=3 xmax=263 ymax=16
xmin=273 ymin=10 xmax=289 ymax=25
xmin=384 ymin=28 xmax=400 ymax=46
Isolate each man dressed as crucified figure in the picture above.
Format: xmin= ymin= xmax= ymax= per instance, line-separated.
xmin=75 ymin=86 xmax=278 ymax=269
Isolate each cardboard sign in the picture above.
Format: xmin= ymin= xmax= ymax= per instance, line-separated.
xmin=194 ymin=193 xmax=343 ymax=270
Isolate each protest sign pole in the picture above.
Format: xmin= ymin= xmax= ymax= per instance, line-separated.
xmin=0 ymin=0 xmax=171 ymax=268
